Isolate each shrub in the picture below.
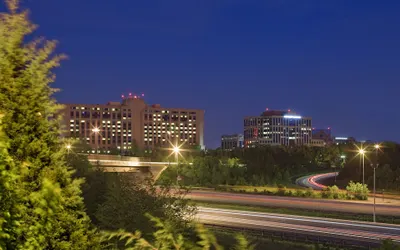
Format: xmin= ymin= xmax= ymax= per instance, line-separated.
xmin=277 ymin=187 xmax=287 ymax=196
xmin=284 ymin=189 xmax=294 ymax=197
xmin=346 ymin=181 xmax=369 ymax=200
xmin=321 ymin=185 xmax=340 ymax=199
xmin=277 ymin=184 xmax=286 ymax=189
xmin=262 ymin=189 xmax=274 ymax=195
xmin=305 ymin=187 xmax=316 ymax=198
xmin=295 ymin=190 xmax=306 ymax=197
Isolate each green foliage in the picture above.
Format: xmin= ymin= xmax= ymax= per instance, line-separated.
xmin=321 ymin=185 xmax=342 ymax=199
xmin=378 ymin=239 xmax=400 ymax=250
xmin=346 ymin=181 xmax=369 ymax=200
xmin=104 ymin=214 xmax=253 ymax=250
xmin=0 ymin=1 xmax=100 ymax=248
xmin=159 ymin=145 xmax=344 ymax=188
xmin=219 ymin=185 xmax=366 ymax=200
xmin=338 ymin=142 xmax=400 ymax=191
xmin=233 ymin=234 xmax=255 ymax=250
xmin=93 ymin=173 xmax=196 ymax=236
xmin=0 ymin=115 xmax=21 ymax=249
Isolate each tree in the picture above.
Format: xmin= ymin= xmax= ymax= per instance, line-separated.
xmin=0 ymin=1 xmax=100 ymax=248
xmin=95 ymin=173 xmax=196 ymax=237
xmin=0 ymin=115 xmax=21 ymax=249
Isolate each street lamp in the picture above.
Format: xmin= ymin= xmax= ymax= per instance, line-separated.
xmin=172 ymin=145 xmax=181 ymax=186
xmin=372 ymin=144 xmax=380 ymax=223
xmin=66 ymin=144 xmax=72 ymax=152
xmin=359 ymin=148 xmax=366 ymax=185
xmin=92 ymin=127 xmax=100 ymax=154
xmin=335 ymin=155 xmax=346 ymax=183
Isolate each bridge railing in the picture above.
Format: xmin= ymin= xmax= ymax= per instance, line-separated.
xmin=88 ymin=159 xmax=179 ymax=167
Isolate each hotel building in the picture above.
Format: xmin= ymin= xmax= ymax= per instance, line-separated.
xmin=244 ymin=110 xmax=312 ymax=147
xmin=61 ymin=95 xmax=204 ymax=152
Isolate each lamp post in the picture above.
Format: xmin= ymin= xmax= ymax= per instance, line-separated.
xmin=337 ymin=155 xmax=346 ymax=183
xmin=173 ymin=146 xmax=180 ymax=186
xmin=373 ymin=144 xmax=380 ymax=223
xmin=92 ymin=127 xmax=100 ymax=154
xmin=359 ymin=148 xmax=366 ymax=185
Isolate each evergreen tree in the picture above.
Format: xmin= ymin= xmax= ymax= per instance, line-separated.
xmin=0 ymin=114 xmax=21 ymax=250
xmin=0 ymin=1 xmax=100 ymax=248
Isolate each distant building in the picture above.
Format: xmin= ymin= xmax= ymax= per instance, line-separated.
xmin=244 ymin=109 xmax=312 ymax=147
xmin=310 ymin=139 xmax=326 ymax=147
xmin=312 ymin=128 xmax=333 ymax=145
xmin=221 ymin=134 xmax=244 ymax=150
xmin=61 ymin=95 xmax=204 ymax=152
xmin=334 ymin=137 xmax=356 ymax=145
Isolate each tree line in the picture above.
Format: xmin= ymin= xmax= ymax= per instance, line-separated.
xmin=337 ymin=142 xmax=400 ymax=191
xmin=156 ymin=141 xmax=400 ymax=192
xmin=158 ymin=146 xmax=344 ymax=187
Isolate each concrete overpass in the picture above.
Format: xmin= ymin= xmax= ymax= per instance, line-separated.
xmin=87 ymin=154 xmax=179 ymax=180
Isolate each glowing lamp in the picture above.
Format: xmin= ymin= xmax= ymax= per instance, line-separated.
xmin=173 ymin=146 xmax=180 ymax=154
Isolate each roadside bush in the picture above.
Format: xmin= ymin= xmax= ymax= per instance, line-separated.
xmin=277 ymin=186 xmax=287 ymax=196
xmin=262 ymin=189 xmax=274 ymax=195
xmin=321 ymin=185 xmax=340 ymax=199
xmin=346 ymin=181 xmax=369 ymax=200
xmin=305 ymin=187 xmax=317 ymax=198
xmin=284 ymin=189 xmax=294 ymax=197
xmin=215 ymin=186 xmax=228 ymax=192
xmin=277 ymin=184 xmax=286 ymax=189
xmin=295 ymin=190 xmax=306 ymax=197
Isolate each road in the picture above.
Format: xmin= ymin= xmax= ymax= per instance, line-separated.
xmin=188 ymin=190 xmax=400 ymax=216
xmin=296 ymin=172 xmax=337 ymax=190
xmin=197 ymin=207 xmax=400 ymax=246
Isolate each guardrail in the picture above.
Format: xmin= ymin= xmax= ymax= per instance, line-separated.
xmin=87 ymin=159 xmax=178 ymax=167
xmin=205 ymin=224 xmax=379 ymax=249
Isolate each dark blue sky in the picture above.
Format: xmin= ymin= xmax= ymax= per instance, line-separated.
xmin=4 ymin=0 xmax=400 ymax=148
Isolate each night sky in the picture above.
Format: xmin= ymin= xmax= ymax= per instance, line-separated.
xmin=3 ymin=0 xmax=400 ymax=148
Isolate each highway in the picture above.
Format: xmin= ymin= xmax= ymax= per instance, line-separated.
xmin=196 ymin=207 xmax=400 ymax=246
xmin=188 ymin=190 xmax=400 ymax=216
xmin=296 ymin=172 xmax=337 ymax=190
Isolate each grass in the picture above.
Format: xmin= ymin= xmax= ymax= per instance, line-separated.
xmin=194 ymin=201 xmax=400 ymax=225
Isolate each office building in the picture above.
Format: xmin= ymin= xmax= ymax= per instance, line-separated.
xmin=244 ymin=109 xmax=312 ymax=147
xmin=221 ymin=134 xmax=244 ymax=150
xmin=312 ymin=128 xmax=333 ymax=145
xmin=334 ymin=137 xmax=356 ymax=145
xmin=61 ymin=94 xmax=204 ymax=152
xmin=309 ymin=138 xmax=326 ymax=147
